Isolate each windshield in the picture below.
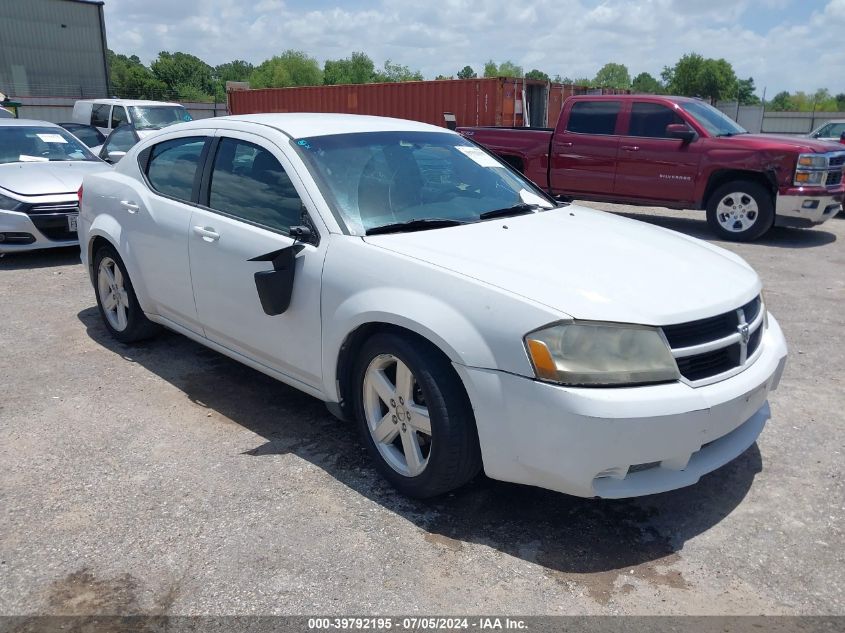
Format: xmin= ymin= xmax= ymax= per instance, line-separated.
xmin=681 ymin=101 xmax=747 ymax=137
xmin=0 ymin=126 xmax=97 ymax=164
xmin=128 ymin=106 xmax=192 ymax=130
xmin=293 ymin=131 xmax=554 ymax=235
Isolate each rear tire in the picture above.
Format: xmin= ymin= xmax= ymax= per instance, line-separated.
xmin=93 ymin=244 xmax=160 ymax=343
xmin=352 ymin=332 xmax=482 ymax=498
xmin=706 ymin=180 xmax=774 ymax=242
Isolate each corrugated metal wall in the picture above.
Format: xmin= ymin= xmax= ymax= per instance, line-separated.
xmin=228 ymin=79 xmax=631 ymax=129
xmin=0 ymin=0 xmax=108 ymax=98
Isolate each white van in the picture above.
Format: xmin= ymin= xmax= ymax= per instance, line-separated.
xmin=72 ymin=99 xmax=193 ymax=136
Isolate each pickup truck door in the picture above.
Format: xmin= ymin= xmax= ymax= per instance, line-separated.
xmin=187 ymin=131 xmax=326 ymax=391
xmin=613 ymin=101 xmax=702 ymax=205
xmin=549 ymin=100 xmax=623 ymax=196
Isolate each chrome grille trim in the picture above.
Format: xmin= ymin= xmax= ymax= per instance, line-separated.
xmin=26 ymin=202 xmax=79 ymax=215
xmin=661 ymin=296 xmax=765 ymax=386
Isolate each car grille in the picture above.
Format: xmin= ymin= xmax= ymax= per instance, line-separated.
xmin=25 ymin=201 xmax=79 ymax=241
xmin=662 ymin=296 xmax=764 ymax=384
xmin=829 ymin=155 xmax=845 ymax=168
xmin=826 ymin=170 xmax=843 ymax=186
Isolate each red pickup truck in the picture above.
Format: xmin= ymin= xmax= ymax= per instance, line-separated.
xmin=459 ymin=95 xmax=845 ymax=241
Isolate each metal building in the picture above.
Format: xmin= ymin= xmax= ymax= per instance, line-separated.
xmin=0 ymin=0 xmax=109 ymax=99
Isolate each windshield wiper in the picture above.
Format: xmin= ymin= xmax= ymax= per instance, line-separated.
xmin=365 ymin=218 xmax=468 ymax=236
xmin=478 ymin=203 xmax=540 ymax=220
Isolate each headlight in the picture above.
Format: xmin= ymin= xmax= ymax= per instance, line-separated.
xmin=524 ymin=322 xmax=680 ymax=386
xmin=796 ymin=154 xmax=827 ymax=169
xmin=0 ymin=192 xmax=25 ymax=211
xmin=794 ymin=170 xmax=826 ymax=186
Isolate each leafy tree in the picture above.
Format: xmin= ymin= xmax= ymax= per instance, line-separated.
xmin=836 ymin=93 xmax=845 ymax=111
xmin=213 ymin=60 xmax=254 ymax=100
xmin=554 ymin=74 xmax=567 ymax=83
xmin=457 ymin=65 xmax=477 ymax=79
xmin=483 ymin=60 xmax=523 ymax=78
xmin=323 ymin=52 xmax=376 ymax=85
xmin=631 ymin=72 xmax=663 ymax=94
xmin=697 ymin=58 xmax=737 ymax=103
xmin=151 ymin=51 xmax=214 ymax=99
xmin=250 ymin=50 xmax=323 ymax=88
xmin=572 ymin=77 xmax=593 ymax=87
xmin=434 ymin=74 xmax=453 ymax=80
xmin=593 ymin=63 xmax=630 ymax=89
xmin=767 ymin=91 xmax=793 ymax=111
xmin=525 ymin=69 xmax=550 ymax=81
xmin=373 ymin=60 xmax=423 ymax=82
xmin=736 ymin=77 xmax=760 ymax=105
xmin=107 ymin=50 xmax=167 ymax=99
xmin=662 ymin=52 xmax=738 ymax=103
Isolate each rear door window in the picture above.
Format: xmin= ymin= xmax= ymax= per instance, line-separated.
xmin=207 ymin=137 xmax=303 ymax=234
xmin=146 ymin=137 xmax=207 ymax=202
xmin=628 ymin=102 xmax=685 ymax=138
xmin=111 ymin=106 xmax=129 ymax=128
xmin=566 ymin=101 xmax=621 ymax=135
xmin=91 ymin=104 xmax=111 ymax=128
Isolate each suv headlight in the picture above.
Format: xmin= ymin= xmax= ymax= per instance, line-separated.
xmin=525 ymin=322 xmax=680 ymax=386
xmin=0 ymin=192 xmax=25 ymax=212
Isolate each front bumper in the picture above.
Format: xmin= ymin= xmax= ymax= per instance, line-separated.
xmin=0 ymin=209 xmax=79 ymax=253
xmin=775 ymin=186 xmax=843 ymax=227
xmin=455 ymin=314 xmax=788 ymax=498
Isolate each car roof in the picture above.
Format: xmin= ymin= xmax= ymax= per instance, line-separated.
xmin=75 ymin=99 xmax=183 ymax=107
xmin=0 ymin=118 xmax=62 ymax=128
xmin=172 ymin=113 xmax=454 ymax=139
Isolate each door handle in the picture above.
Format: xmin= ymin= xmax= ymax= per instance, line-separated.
xmin=192 ymin=226 xmax=220 ymax=242
xmin=120 ymin=200 xmax=139 ymax=214
xmin=558 ymin=142 xmax=574 ymax=147
xmin=621 ymin=145 xmax=640 ymax=151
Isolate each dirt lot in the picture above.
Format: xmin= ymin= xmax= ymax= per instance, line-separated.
xmin=0 ymin=205 xmax=843 ymax=616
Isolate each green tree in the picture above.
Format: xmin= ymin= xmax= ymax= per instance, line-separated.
xmin=836 ymin=93 xmax=845 ymax=111
xmin=736 ymin=77 xmax=760 ymax=105
xmin=697 ymin=58 xmax=737 ymax=103
xmin=483 ymin=60 xmax=523 ymax=78
xmin=250 ymin=50 xmax=323 ymax=88
xmin=213 ymin=60 xmax=254 ymax=100
xmin=525 ymin=69 xmax=550 ymax=81
xmin=151 ymin=51 xmax=214 ymax=100
xmin=107 ymin=50 xmax=167 ymax=99
xmin=631 ymin=72 xmax=663 ymax=94
xmin=767 ymin=91 xmax=793 ymax=111
xmin=662 ymin=52 xmax=738 ymax=103
xmin=457 ymin=65 xmax=477 ymax=79
xmin=373 ymin=60 xmax=423 ymax=82
xmin=323 ymin=52 xmax=376 ymax=85
xmin=593 ymin=63 xmax=630 ymax=89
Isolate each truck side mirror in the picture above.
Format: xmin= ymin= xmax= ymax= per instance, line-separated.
xmin=840 ymin=132 xmax=845 ymax=145
xmin=666 ymin=123 xmax=696 ymax=143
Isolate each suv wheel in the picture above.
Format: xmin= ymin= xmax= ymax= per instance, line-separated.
xmin=706 ymin=181 xmax=774 ymax=241
xmin=352 ymin=332 xmax=482 ymax=498
xmin=93 ymin=244 xmax=160 ymax=343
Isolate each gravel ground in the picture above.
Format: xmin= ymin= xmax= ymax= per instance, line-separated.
xmin=0 ymin=204 xmax=843 ymax=617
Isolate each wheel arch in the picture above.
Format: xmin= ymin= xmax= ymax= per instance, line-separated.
xmin=86 ymin=219 xmax=152 ymax=313
xmin=701 ymin=169 xmax=777 ymax=209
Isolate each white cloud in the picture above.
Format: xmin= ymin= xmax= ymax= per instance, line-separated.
xmin=102 ymin=0 xmax=845 ymax=94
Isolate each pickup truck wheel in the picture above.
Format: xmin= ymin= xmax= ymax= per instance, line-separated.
xmin=93 ymin=245 xmax=160 ymax=343
xmin=706 ymin=181 xmax=774 ymax=242
xmin=352 ymin=332 xmax=482 ymax=498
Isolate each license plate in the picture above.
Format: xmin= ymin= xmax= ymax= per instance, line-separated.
xmin=67 ymin=214 xmax=78 ymax=232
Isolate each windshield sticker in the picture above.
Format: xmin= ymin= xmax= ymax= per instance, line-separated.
xmin=456 ymin=145 xmax=501 ymax=168
xmin=296 ymin=139 xmax=312 ymax=149
xmin=19 ymin=155 xmax=49 ymax=162
xmin=36 ymin=133 xmax=68 ymax=144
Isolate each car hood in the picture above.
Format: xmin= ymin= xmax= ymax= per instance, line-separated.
xmin=722 ymin=133 xmax=845 ymax=154
xmin=0 ymin=160 xmax=110 ymax=196
xmin=363 ymin=205 xmax=760 ymax=326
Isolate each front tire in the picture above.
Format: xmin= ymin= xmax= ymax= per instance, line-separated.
xmin=93 ymin=244 xmax=160 ymax=343
xmin=352 ymin=332 xmax=482 ymax=498
xmin=706 ymin=180 xmax=774 ymax=241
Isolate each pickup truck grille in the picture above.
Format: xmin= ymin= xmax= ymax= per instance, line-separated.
xmin=829 ymin=155 xmax=845 ymax=168
xmin=662 ymin=296 xmax=763 ymax=384
xmin=827 ymin=170 xmax=843 ymax=187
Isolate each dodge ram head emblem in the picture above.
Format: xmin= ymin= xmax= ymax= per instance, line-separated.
xmin=738 ymin=322 xmax=750 ymax=344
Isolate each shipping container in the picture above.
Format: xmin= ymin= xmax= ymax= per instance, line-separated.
xmin=228 ymin=78 xmax=629 ymax=129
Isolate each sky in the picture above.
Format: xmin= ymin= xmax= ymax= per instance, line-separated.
xmin=102 ymin=0 xmax=845 ymax=96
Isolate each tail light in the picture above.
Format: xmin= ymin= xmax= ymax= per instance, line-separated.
xmin=77 ymin=185 xmax=83 ymax=204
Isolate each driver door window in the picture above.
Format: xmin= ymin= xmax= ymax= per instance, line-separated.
xmin=111 ymin=106 xmax=129 ymax=128
xmin=101 ymin=126 xmax=138 ymax=161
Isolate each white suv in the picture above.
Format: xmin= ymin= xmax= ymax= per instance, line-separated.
xmin=78 ymin=114 xmax=788 ymax=499
xmin=72 ymin=99 xmax=192 ymax=137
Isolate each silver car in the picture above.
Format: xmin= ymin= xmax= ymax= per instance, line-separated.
xmin=0 ymin=119 xmax=110 ymax=253
xmin=808 ymin=119 xmax=845 ymax=143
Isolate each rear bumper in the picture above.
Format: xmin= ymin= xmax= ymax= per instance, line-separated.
xmin=775 ymin=186 xmax=843 ymax=227
xmin=0 ymin=209 xmax=79 ymax=253
xmin=456 ymin=314 xmax=788 ymax=499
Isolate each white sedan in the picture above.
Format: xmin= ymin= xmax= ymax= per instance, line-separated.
xmin=79 ymin=114 xmax=788 ymax=499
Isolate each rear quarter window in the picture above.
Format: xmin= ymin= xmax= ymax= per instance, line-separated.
xmin=566 ymin=101 xmax=621 ymax=135
xmin=146 ymin=137 xmax=207 ymax=202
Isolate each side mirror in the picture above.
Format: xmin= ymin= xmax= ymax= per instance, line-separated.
xmin=289 ymin=225 xmax=312 ymax=241
xmin=666 ymin=123 xmax=696 ymax=143
xmin=107 ymin=150 xmax=126 ymax=163
xmin=840 ymin=132 xmax=845 ymax=145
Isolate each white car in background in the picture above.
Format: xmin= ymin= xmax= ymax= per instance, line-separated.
xmin=0 ymin=119 xmax=110 ymax=253
xmin=808 ymin=119 xmax=845 ymax=143
xmin=72 ymin=98 xmax=193 ymax=138
xmin=79 ymin=114 xmax=788 ymax=499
